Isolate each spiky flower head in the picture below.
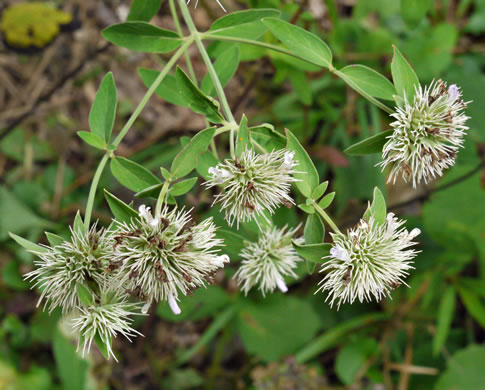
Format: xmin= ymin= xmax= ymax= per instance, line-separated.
xmin=205 ymin=149 xmax=298 ymax=228
xmin=234 ymin=225 xmax=303 ymax=296
xmin=25 ymin=224 xmax=113 ymax=314
xmin=317 ymin=213 xmax=420 ymax=308
xmin=111 ymin=204 xmax=229 ymax=315
xmin=380 ymin=80 xmax=469 ymax=187
xmin=71 ymin=287 xmax=143 ymax=361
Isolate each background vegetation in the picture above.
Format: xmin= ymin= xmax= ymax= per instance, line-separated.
xmin=0 ymin=0 xmax=484 ymax=389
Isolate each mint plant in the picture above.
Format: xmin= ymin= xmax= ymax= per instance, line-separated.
xmin=10 ymin=0 xmax=470 ymax=361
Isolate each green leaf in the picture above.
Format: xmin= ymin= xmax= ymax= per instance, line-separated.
xmin=391 ymin=45 xmax=420 ymax=103
xmin=53 ymin=329 xmax=88 ymax=390
xmin=335 ymin=338 xmax=379 ymax=385
xmin=237 ymin=294 xmax=321 ymax=361
xmin=73 ymin=210 xmax=86 ymax=235
xmin=208 ymin=9 xmax=281 ymax=40
xmin=127 ymin=0 xmax=162 ymax=22
xmin=344 ymin=130 xmax=393 ymax=155
xmin=436 ymin=345 xmax=485 ymax=390
xmin=104 ymin=189 xmax=139 ymax=223
xmin=298 ymin=204 xmax=314 ymax=214
xmin=76 ymin=283 xmax=94 ymax=306
xmin=318 ymin=192 xmax=335 ymax=210
xmin=45 ymin=232 xmax=64 ymax=247
xmin=201 ymin=45 xmax=240 ymax=96
xmin=77 ymin=131 xmax=105 ymax=150
xmin=339 ymin=65 xmax=396 ymax=101
xmin=138 ymin=69 xmax=188 ymax=107
xmin=171 ymin=127 xmax=217 ymax=179
xmin=176 ymin=67 xmax=224 ymax=124
xmin=285 ymin=129 xmax=319 ymax=197
xmin=363 ymin=187 xmax=387 ymax=225
xmin=288 ymin=68 xmax=312 ymax=105
xmin=433 ymin=286 xmax=455 ymax=356
xmin=401 ymin=0 xmax=431 ymax=29
xmin=292 ymin=241 xmax=331 ymax=263
xmin=169 ymin=177 xmax=198 ymax=196
xmin=304 ymin=214 xmax=324 ymax=245
xmin=235 ymin=114 xmax=250 ymax=157
xmin=111 ymin=156 xmax=161 ymax=193
xmin=458 ymin=287 xmax=485 ymax=328
xmin=215 ymin=229 xmax=246 ymax=259
xmin=311 ymin=181 xmax=328 ymax=200
xmin=262 ymin=18 xmax=332 ymax=68
xmin=3 ymin=260 xmax=30 ymax=290
xmin=9 ymin=233 xmax=47 ymax=253
xmin=102 ymin=22 xmax=182 ymax=53
xmin=89 ymin=72 xmax=117 ymax=142
xmin=94 ymin=333 xmax=112 ymax=360
xmin=135 ymin=183 xmax=163 ymax=199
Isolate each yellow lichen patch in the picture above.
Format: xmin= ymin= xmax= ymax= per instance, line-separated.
xmin=0 ymin=2 xmax=72 ymax=48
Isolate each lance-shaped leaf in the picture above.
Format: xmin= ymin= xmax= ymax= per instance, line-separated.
xmin=391 ymin=45 xmax=420 ymax=103
xmin=286 ymin=129 xmax=319 ymax=198
xmin=102 ymin=22 xmax=183 ymax=53
xmin=9 ymin=232 xmax=47 ymax=253
xmin=169 ymin=177 xmax=198 ymax=196
xmin=292 ymin=241 xmax=331 ymax=263
xmin=76 ymin=283 xmax=94 ymax=306
xmin=433 ymin=286 xmax=455 ymax=356
xmin=104 ymin=190 xmax=138 ymax=223
xmin=339 ymin=65 xmax=396 ymax=101
xmin=311 ymin=181 xmax=329 ymax=200
xmin=318 ymin=192 xmax=335 ymax=210
xmin=235 ymin=114 xmax=250 ymax=157
xmin=111 ymin=156 xmax=161 ymax=193
xmin=171 ymin=127 xmax=217 ymax=179
xmin=176 ymin=67 xmax=225 ymax=124
xmin=363 ymin=187 xmax=387 ymax=225
xmin=45 ymin=232 xmax=65 ymax=247
xmin=89 ymin=72 xmax=117 ymax=143
xmin=304 ymin=214 xmax=325 ymax=245
xmin=344 ymin=130 xmax=393 ymax=155
xmin=262 ymin=18 xmax=332 ymax=68
xmin=208 ymin=9 xmax=281 ymax=40
xmin=77 ymin=132 xmax=105 ymax=150
xmin=127 ymin=0 xmax=162 ymax=22
xmin=138 ymin=69 xmax=188 ymax=107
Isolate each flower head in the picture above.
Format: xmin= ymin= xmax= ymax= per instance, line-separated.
xmin=380 ymin=80 xmax=469 ymax=187
xmin=71 ymin=288 xmax=143 ymax=361
xmin=25 ymin=224 xmax=113 ymax=314
xmin=317 ymin=213 xmax=420 ymax=308
xmin=111 ymin=204 xmax=229 ymax=315
xmin=234 ymin=225 xmax=303 ymax=296
xmin=205 ymin=149 xmax=298 ymax=228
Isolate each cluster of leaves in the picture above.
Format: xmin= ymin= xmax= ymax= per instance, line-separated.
xmin=1 ymin=0 xmax=485 ymax=389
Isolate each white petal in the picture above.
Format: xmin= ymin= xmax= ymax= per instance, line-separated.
xmin=168 ymin=293 xmax=181 ymax=315
xmin=276 ymin=277 xmax=288 ymax=293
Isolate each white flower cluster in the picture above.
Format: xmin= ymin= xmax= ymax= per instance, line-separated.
xmin=317 ymin=213 xmax=420 ymax=308
xmin=234 ymin=225 xmax=303 ymax=296
xmin=380 ymin=80 xmax=469 ymax=187
xmin=111 ymin=204 xmax=229 ymax=315
xmin=205 ymin=149 xmax=298 ymax=228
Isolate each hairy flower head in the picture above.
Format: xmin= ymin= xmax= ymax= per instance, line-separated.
xmin=111 ymin=204 xmax=229 ymax=315
xmin=234 ymin=225 xmax=303 ymax=296
xmin=205 ymin=149 xmax=298 ymax=228
xmin=380 ymin=80 xmax=469 ymax=187
xmin=25 ymin=224 xmax=113 ymax=314
xmin=317 ymin=213 xmax=420 ymax=308
xmin=71 ymin=288 xmax=143 ymax=361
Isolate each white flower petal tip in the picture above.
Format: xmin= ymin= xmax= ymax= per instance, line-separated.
xmin=379 ymin=79 xmax=469 ymax=187
xmin=276 ymin=278 xmax=288 ymax=293
xmin=149 ymin=218 xmax=159 ymax=228
xmin=141 ymin=302 xmax=151 ymax=315
xmin=213 ymin=254 xmax=230 ymax=268
xmin=168 ymin=294 xmax=181 ymax=315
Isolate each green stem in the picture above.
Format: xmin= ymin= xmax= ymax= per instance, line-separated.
xmin=84 ymin=153 xmax=109 ymax=228
xmin=155 ymin=180 xmax=171 ymax=218
xmin=251 ymin=138 xmax=268 ymax=154
xmin=176 ymin=305 xmax=238 ymax=365
xmin=178 ymin=0 xmax=237 ymax=157
xmin=201 ymin=34 xmax=394 ymax=115
xmin=312 ymin=200 xmax=341 ymax=234
xmin=112 ymin=38 xmax=193 ymax=147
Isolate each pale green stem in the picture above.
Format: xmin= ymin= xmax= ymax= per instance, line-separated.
xmin=84 ymin=38 xmax=193 ymax=228
xmin=201 ymin=33 xmax=394 ymax=115
xmin=312 ymin=200 xmax=341 ymax=234
xmin=251 ymin=138 xmax=268 ymax=154
xmin=112 ymin=38 xmax=193 ymax=147
xmin=178 ymin=0 xmax=237 ymax=158
xmin=155 ymin=180 xmax=171 ymax=218
xmin=84 ymin=153 xmax=109 ymax=228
